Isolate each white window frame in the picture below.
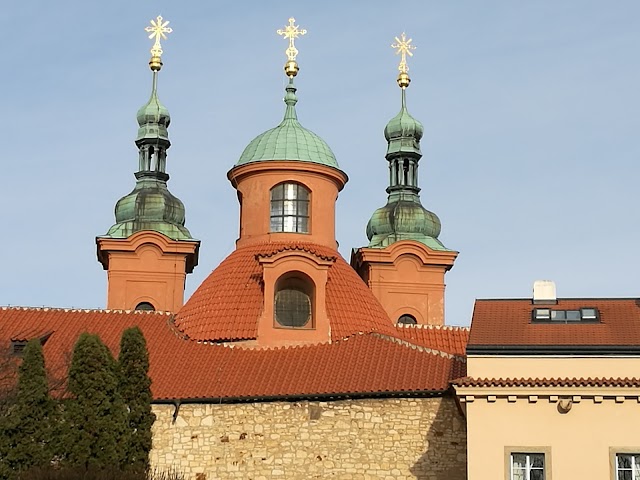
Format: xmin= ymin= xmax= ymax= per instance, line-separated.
xmin=269 ymin=182 xmax=310 ymax=234
xmin=615 ymin=452 xmax=640 ymax=480
xmin=511 ymin=453 xmax=545 ymax=480
xmin=505 ymin=447 xmax=551 ymax=480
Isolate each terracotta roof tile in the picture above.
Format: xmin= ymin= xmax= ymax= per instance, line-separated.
xmin=0 ymin=307 xmax=464 ymax=401
xmin=393 ymin=324 xmax=469 ymax=356
xmin=158 ymin=335 xmax=466 ymax=400
xmin=175 ymin=242 xmax=396 ymax=342
xmin=453 ymin=376 xmax=640 ymax=388
xmin=468 ymin=298 xmax=640 ymax=348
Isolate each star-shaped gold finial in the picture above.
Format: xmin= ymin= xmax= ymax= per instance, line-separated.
xmin=277 ymin=17 xmax=307 ymax=77
xmin=145 ymin=16 xmax=173 ymax=71
xmin=391 ymin=32 xmax=416 ymax=88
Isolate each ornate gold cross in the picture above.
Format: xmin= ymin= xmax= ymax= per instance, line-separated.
xmin=277 ymin=17 xmax=307 ymax=61
xmin=145 ymin=15 xmax=173 ymax=58
xmin=392 ymin=32 xmax=416 ymax=74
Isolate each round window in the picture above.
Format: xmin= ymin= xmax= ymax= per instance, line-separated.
xmin=275 ymin=288 xmax=311 ymax=328
xmin=397 ymin=314 xmax=417 ymax=325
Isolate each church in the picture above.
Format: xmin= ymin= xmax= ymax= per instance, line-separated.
xmin=2 ymin=16 xmax=640 ymax=480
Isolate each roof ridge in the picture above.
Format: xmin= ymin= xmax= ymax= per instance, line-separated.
xmin=0 ymin=306 xmax=172 ymax=315
xmin=395 ymin=323 xmax=470 ymax=331
xmin=371 ymin=332 xmax=466 ymax=362
xmin=476 ymin=297 xmax=640 ymax=302
xmin=185 ymin=332 xmax=371 ymax=351
xmin=453 ymin=376 xmax=640 ymax=387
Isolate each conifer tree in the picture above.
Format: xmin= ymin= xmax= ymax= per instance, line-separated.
xmin=2 ymin=339 xmax=56 ymax=475
xmin=118 ymin=327 xmax=156 ymax=472
xmin=63 ymin=333 xmax=127 ymax=470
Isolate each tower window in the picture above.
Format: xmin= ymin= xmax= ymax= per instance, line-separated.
xmin=397 ymin=314 xmax=417 ymax=325
xmin=135 ymin=302 xmax=156 ymax=312
xmin=274 ymin=274 xmax=313 ymax=328
xmin=270 ymin=183 xmax=310 ymax=233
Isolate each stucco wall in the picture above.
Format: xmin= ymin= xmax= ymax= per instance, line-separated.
xmin=463 ymin=391 xmax=640 ymax=480
xmin=150 ymin=397 xmax=466 ymax=480
xmin=467 ymin=355 xmax=640 ymax=379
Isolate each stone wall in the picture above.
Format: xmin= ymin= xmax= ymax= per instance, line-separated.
xmin=150 ymin=396 xmax=466 ymax=480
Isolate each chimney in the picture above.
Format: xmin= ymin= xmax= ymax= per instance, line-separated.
xmin=533 ymin=280 xmax=557 ymax=304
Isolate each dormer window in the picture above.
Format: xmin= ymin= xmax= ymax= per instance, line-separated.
xmin=11 ymin=340 xmax=28 ymax=356
xmin=532 ymin=307 xmax=600 ymax=323
xmin=270 ymin=183 xmax=309 ymax=233
xmin=274 ymin=273 xmax=314 ymax=328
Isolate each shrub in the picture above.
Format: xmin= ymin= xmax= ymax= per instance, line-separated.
xmin=62 ymin=334 xmax=128 ymax=469
xmin=1 ymin=339 xmax=56 ymax=476
xmin=118 ymin=327 xmax=156 ymax=471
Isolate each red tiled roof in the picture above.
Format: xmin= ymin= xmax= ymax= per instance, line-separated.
xmin=394 ymin=324 xmax=469 ymax=356
xmin=468 ymin=298 xmax=640 ymax=348
xmin=155 ymin=335 xmax=466 ymax=400
xmin=453 ymin=376 xmax=640 ymax=388
xmin=0 ymin=307 xmax=464 ymax=401
xmin=175 ymin=242 xmax=397 ymax=342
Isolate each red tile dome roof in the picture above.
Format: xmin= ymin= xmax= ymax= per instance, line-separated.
xmin=175 ymin=242 xmax=397 ymax=342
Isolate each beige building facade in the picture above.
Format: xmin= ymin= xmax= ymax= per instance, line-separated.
xmin=456 ymin=294 xmax=640 ymax=480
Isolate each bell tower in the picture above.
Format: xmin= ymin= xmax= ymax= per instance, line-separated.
xmin=351 ymin=33 xmax=457 ymax=326
xmin=96 ymin=16 xmax=199 ymax=313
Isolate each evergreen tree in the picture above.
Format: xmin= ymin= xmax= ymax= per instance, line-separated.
xmin=118 ymin=327 xmax=156 ymax=472
xmin=63 ymin=333 xmax=127 ymax=470
xmin=2 ymin=339 xmax=56 ymax=476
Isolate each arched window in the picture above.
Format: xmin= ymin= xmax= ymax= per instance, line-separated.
xmin=274 ymin=274 xmax=313 ymax=328
xmin=270 ymin=183 xmax=309 ymax=233
xmin=397 ymin=314 xmax=417 ymax=325
xmin=135 ymin=301 xmax=156 ymax=312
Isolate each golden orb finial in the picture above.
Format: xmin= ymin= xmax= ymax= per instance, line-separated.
xmin=391 ymin=32 xmax=416 ymax=88
xmin=277 ymin=17 xmax=307 ymax=78
xmin=145 ymin=15 xmax=173 ymax=71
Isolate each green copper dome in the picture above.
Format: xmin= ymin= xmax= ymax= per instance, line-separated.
xmin=384 ymin=91 xmax=424 ymax=157
xmin=107 ymin=173 xmax=192 ymax=240
xmin=105 ymin=70 xmax=194 ymax=242
xmin=365 ymin=87 xmax=452 ymax=251
xmin=366 ymin=196 xmax=447 ymax=250
xmin=236 ymin=79 xmax=339 ymax=168
xmin=136 ymin=76 xmax=170 ymax=144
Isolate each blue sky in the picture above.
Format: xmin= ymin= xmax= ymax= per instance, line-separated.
xmin=1 ymin=1 xmax=638 ymax=326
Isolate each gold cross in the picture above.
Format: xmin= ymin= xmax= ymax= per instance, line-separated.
xmin=392 ymin=32 xmax=416 ymax=74
xmin=145 ymin=15 xmax=173 ymax=58
xmin=277 ymin=17 xmax=307 ymax=61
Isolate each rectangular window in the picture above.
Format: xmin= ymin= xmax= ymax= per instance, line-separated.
xmin=270 ymin=183 xmax=310 ymax=233
xmin=534 ymin=309 xmax=550 ymax=320
xmin=616 ymin=454 xmax=640 ymax=480
xmin=532 ymin=308 xmax=599 ymax=323
xmin=511 ymin=453 xmax=545 ymax=480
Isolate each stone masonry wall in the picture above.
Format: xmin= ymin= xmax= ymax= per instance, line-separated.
xmin=150 ymin=396 xmax=466 ymax=480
